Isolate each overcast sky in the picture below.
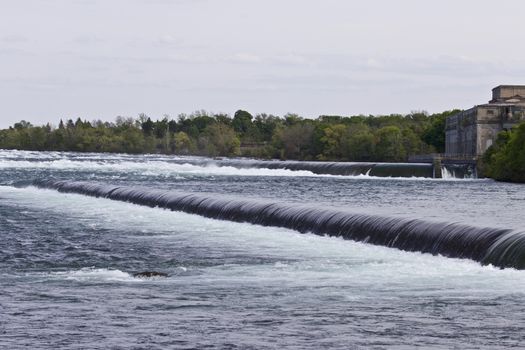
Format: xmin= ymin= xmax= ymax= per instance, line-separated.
xmin=1 ymin=0 xmax=525 ymax=128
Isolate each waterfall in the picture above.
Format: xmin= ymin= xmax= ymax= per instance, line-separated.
xmin=441 ymin=164 xmax=477 ymax=179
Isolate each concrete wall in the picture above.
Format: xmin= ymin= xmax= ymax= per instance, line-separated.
xmin=475 ymin=106 xmax=502 ymax=155
xmin=477 ymin=122 xmax=500 ymax=154
xmin=445 ymin=108 xmax=478 ymax=156
xmin=445 ymin=114 xmax=459 ymax=154
xmin=492 ymin=85 xmax=525 ymax=101
xmin=446 ymin=87 xmax=525 ymax=158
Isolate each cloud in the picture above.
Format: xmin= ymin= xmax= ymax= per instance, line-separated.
xmin=365 ymin=58 xmax=384 ymax=69
xmin=228 ymin=53 xmax=263 ymax=64
xmin=271 ymin=54 xmax=311 ymax=66
xmin=71 ymin=35 xmax=105 ymax=45
xmin=1 ymin=35 xmax=30 ymax=43
xmin=0 ymin=47 xmax=35 ymax=56
xmin=156 ymin=34 xmax=180 ymax=45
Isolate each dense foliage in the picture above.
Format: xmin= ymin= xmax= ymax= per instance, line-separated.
xmin=0 ymin=110 xmax=458 ymax=161
xmin=482 ymin=122 xmax=525 ymax=183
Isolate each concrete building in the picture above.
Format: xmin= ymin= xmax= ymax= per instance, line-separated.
xmin=445 ymin=85 xmax=525 ymax=157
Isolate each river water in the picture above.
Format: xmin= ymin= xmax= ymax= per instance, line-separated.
xmin=1 ymin=150 xmax=524 ymax=349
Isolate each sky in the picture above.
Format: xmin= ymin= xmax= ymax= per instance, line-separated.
xmin=1 ymin=0 xmax=525 ymax=128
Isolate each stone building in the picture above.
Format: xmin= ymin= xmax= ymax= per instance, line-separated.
xmin=445 ymin=85 xmax=525 ymax=157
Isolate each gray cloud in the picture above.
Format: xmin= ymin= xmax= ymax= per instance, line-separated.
xmin=1 ymin=34 xmax=30 ymax=43
xmin=1 ymin=0 xmax=525 ymax=128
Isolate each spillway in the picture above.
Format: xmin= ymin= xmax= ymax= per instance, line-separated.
xmin=172 ymin=158 xmax=477 ymax=179
xmin=31 ymin=180 xmax=525 ymax=269
xmin=184 ymin=159 xmax=436 ymax=178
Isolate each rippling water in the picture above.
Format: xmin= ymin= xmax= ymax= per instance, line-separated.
xmin=1 ymin=150 xmax=524 ymax=349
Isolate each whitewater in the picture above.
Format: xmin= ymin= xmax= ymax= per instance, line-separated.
xmin=1 ymin=150 xmax=524 ymax=349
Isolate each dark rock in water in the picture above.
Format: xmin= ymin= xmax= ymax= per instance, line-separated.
xmin=133 ymin=271 xmax=168 ymax=278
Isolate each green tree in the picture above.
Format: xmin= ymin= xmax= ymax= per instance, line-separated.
xmin=320 ymin=124 xmax=348 ymax=159
xmin=374 ymin=126 xmax=406 ymax=161
xmin=232 ymin=110 xmax=253 ymax=135
xmin=422 ymin=110 xmax=460 ymax=153
xmin=273 ymin=123 xmax=314 ymax=160
xmin=141 ymin=117 xmax=154 ymax=136
xmin=0 ymin=108 xmax=452 ymax=162
xmin=200 ymin=123 xmax=240 ymax=156
xmin=345 ymin=124 xmax=375 ymax=161
xmin=483 ymin=123 xmax=525 ymax=182
xmin=174 ymin=131 xmax=193 ymax=154
xmin=252 ymin=113 xmax=281 ymax=142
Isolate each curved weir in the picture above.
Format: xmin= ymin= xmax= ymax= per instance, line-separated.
xmin=32 ymin=180 xmax=525 ymax=269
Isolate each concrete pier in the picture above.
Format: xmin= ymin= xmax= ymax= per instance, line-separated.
xmin=433 ymin=157 xmax=442 ymax=178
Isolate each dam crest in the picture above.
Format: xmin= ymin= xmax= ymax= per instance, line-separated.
xmin=30 ymin=180 xmax=525 ymax=269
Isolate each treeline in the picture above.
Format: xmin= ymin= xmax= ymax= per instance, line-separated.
xmin=482 ymin=122 xmax=525 ymax=183
xmin=0 ymin=109 xmax=458 ymax=162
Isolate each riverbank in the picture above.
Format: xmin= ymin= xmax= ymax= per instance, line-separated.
xmin=0 ymin=110 xmax=456 ymax=162
xmin=481 ymin=122 xmax=525 ymax=183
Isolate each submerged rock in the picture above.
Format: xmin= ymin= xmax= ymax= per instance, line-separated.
xmin=133 ymin=271 xmax=168 ymax=278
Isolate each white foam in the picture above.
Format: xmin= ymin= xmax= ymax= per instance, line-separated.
xmin=3 ymin=185 xmax=524 ymax=291
xmin=0 ymin=157 xmax=477 ymax=181
xmin=0 ymin=149 xmax=477 ymax=180
xmin=0 ymin=158 xmax=323 ymax=177
xmin=49 ymin=267 xmax=137 ymax=282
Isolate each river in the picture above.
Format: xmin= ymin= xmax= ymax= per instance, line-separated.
xmin=1 ymin=150 xmax=524 ymax=349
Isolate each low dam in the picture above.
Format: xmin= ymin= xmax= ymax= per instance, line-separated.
xmin=171 ymin=158 xmax=475 ymax=179
xmin=31 ymin=180 xmax=525 ymax=269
